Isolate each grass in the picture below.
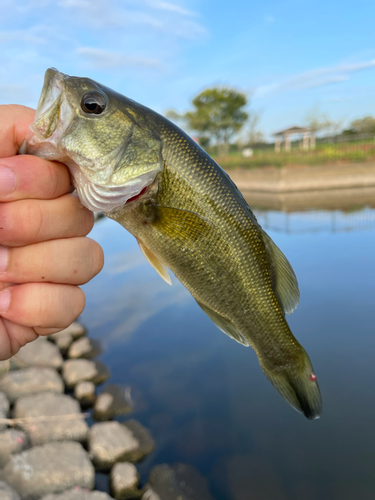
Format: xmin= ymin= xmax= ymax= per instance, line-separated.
xmin=209 ymin=140 xmax=375 ymax=170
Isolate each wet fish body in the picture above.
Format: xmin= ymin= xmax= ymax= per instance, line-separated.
xmin=21 ymin=69 xmax=322 ymax=419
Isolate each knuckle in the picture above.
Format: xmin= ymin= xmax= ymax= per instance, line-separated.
xmin=0 ymin=201 xmax=44 ymax=245
xmin=46 ymin=161 xmax=61 ymax=199
xmin=19 ymin=201 xmax=44 ymax=242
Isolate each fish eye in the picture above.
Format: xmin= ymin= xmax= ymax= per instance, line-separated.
xmin=81 ymin=91 xmax=107 ymax=115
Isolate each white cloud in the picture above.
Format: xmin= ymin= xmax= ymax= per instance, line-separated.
xmin=145 ymin=0 xmax=197 ymax=17
xmin=57 ymin=0 xmax=206 ymax=38
xmin=265 ymin=15 xmax=275 ymax=23
xmin=255 ymin=59 xmax=375 ymax=96
xmin=77 ymin=47 xmax=166 ymax=71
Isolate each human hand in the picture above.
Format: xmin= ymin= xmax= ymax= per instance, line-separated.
xmin=0 ymin=105 xmax=104 ymax=360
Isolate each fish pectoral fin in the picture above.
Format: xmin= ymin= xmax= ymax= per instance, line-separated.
xmin=153 ymin=205 xmax=212 ymax=243
xmin=196 ymin=300 xmax=249 ymax=347
xmin=261 ymin=231 xmax=300 ymax=315
xmin=138 ymin=240 xmax=172 ymax=285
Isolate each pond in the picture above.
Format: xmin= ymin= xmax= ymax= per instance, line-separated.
xmin=81 ymin=188 xmax=375 ymax=500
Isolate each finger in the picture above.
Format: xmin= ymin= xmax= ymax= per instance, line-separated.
xmin=0 ymin=155 xmax=71 ymax=201
xmin=0 ymin=238 xmax=104 ymax=285
xmin=0 ymin=105 xmax=35 ymax=158
xmin=0 ymin=194 xmax=94 ymax=246
xmin=0 ymin=283 xmax=86 ymax=328
xmin=0 ymin=319 xmax=38 ymax=361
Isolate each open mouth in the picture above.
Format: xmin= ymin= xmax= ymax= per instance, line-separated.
xmin=34 ymin=68 xmax=65 ymax=123
xmin=27 ymin=69 xmax=75 ymax=152
xmin=19 ymin=69 xmax=74 ymax=158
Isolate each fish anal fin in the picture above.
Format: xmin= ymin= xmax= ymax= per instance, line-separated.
xmin=261 ymin=231 xmax=300 ymax=315
xmin=153 ymin=205 xmax=212 ymax=243
xmin=196 ymin=300 xmax=249 ymax=347
xmin=138 ymin=240 xmax=172 ymax=285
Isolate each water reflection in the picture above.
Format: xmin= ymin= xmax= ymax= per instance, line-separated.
xmin=81 ymin=189 xmax=375 ymax=500
xmin=243 ymin=186 xmax=375 ymax=213
xmin=245 ymin=186 xmax=375 ymax=234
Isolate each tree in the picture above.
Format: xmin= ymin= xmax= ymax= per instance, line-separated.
xmin=164 ymin=109 xmax=185 ymax=128
xmin=349 ymin=116 xmax=375 ymax=134
xmin=184 ymin=87 xmax=248 ymax=156
xmin=304 ymin=106 xmax=332 ymax=135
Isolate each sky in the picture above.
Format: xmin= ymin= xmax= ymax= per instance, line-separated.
xmin=1 ymin=0 xmax=375 ymax=140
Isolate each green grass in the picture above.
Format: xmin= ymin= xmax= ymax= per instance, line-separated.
xmin=210 ymin=141 xmax=375 ymax=169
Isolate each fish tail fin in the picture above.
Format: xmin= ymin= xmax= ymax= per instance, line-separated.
xmin=260 ymin=350 xmax=322 ymax=420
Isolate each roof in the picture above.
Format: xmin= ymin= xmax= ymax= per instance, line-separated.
xmin=274 ymin=126 xmax=311 ymax=136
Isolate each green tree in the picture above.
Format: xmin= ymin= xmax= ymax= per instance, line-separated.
xmin=184 ymin=87 xmax=248 ymax=156
xmin=350 ymin=116 xmax=375 ymax=134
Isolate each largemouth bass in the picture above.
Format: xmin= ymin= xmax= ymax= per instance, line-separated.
xmin=21 ymin=68 xmax=322 ymax=419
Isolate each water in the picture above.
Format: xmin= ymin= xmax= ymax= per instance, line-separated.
xmin=81 ymin=192 xmax=375 ymax=500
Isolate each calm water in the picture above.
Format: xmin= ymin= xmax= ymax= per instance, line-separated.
xmin=81 ymin=194 xmax=375 ymax=500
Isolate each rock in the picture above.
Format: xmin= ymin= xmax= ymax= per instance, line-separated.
xmin=141 ymin=488 xmax=161 ymax=500
xmin=88 ymin=420 xmax=154 ymax=469
xmin=0 ymin=367 xmax=64 ymax=403
xmin=68 ymin=337 xmax=102 ymax=359
xmin=63 ymin=360 xmax=110 ymax=388
xmin=74 ymin=381 xmax=96 ymax=407
xmin=12 ymin=337 xmax=63 ymax=369
xmin=94 ymin=384 xmax=133 ymax=421
xmin=14 ymin=392 xmax=88 ymax=446
xmin=54 ymin=322 xmax=87 ymax=341
xmin=0 ymin=429 xmax=29 ymax=467
xmin=3 ymin=441 xmax=95 ymax=500
xmin=146 ymin=463 xmax=214 ymax=500
xmin=111 ymin=462 xmax=141 ymax=500
xmin=41 ymin=488 xmax=115 ymax=500
xmin=49 ymin=323 xmax=86 ymax=355
xmin=125 ymin=420 xmax=155 ymax=461
xmin=0 ymin=481 xmax=21 ymax=500
xmin=0 ymin=391 xmax=10 ymax=431
xmin=49 ymin=331 xmax=74 ymax=355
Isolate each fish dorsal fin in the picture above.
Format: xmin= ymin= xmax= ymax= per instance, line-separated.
xmin=261 ymin=231 xmax=300 ymax=314
xmin=138 ymin=240 xmax=172 ymax=285
xmin=153 ymin=205 xmax=212 ymax=243
xmin=196 ymin=300 xmax=249 ymax=347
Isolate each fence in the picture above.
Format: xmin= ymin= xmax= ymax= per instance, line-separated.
xmin=216 ymin=134 xmax=375 ymax=169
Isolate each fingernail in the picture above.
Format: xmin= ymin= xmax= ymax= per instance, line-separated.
xmin=0 ymin=247 xmax=8 ymax=273
xmin=0 ymin=167 xmax=17 ymax=196
xmin=0 ymin=289 xmax=11 ymax=313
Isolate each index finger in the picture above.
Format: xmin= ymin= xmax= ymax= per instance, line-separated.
xmin=0 ymin=104 xmax=35 ymax=157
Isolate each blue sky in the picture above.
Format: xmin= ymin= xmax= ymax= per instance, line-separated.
xmin=1 ymin=0 xmax=374 ymax=139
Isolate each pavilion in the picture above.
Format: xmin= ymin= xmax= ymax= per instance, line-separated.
xmin=273 ymin=126 xmax=314 ymax=152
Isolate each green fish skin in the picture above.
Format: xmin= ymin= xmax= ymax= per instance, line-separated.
xmin=21 ymin=68 xmax=322 ymax=419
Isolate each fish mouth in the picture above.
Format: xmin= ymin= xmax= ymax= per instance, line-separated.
xmin=34 ymin=68 xmax=65 ymax=124
xmin=20 ymin=68 xmax=74 ymax=157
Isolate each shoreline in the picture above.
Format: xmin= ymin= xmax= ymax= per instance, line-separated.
xmin=225 ymin=163 xmax=375 ymax=193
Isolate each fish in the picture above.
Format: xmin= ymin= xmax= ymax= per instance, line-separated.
xmin=20 ymin=68 xmax=322 ymax=419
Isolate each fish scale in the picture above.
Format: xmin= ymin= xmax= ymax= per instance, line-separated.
xmin=21 ymin=68 xmax=322 ymax=419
